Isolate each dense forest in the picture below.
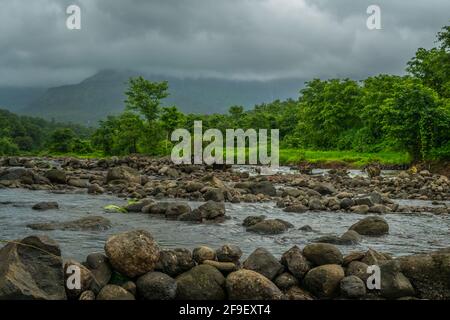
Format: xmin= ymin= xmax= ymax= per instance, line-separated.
xmin=1 ymin=26 xmax=449 ymax=164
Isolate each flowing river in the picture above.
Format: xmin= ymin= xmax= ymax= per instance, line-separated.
xmin=1 ymin=188 xmax=449 ymax=261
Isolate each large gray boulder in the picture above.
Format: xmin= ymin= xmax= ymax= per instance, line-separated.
xmin=27 ymin=216 xmax=111 ymax=231
xmin=226 ymin=269 xmax=283 ymax=300
xmin=380 ymin=260 xmax=415 ymax=299
xmin=0 ymin=235 xmax=66 ymax=300
xmin=137 ymin=272 xmax=177 ymax=300
xmin=176 ymin=265 xmax=226 ymax=300
xmin=157 ymin=248 xmax=196 ymax=277
xmin=280 ymin=246 xmax=311 ymax=279
xmin=304 ymin=264 xmax=345 ymax=298
xmin=248 ymin=181 xmax=276 ymax=196
xmin=399 ymin=249 xmax=450 ymax=299
xmin=303 ymin=243 xmax=343 ymax=266
xmin=104 ymin=230 xmax=160 ymax=278
xmin=243 ymin=248 xmax=284 ymax=280
xmin=246 ymin=219 xmax=293 ymax=235
xmin=349 ymin=216 xmax=389 ymax=236
xmin=106 ymin=166 xmax=141 ymax=184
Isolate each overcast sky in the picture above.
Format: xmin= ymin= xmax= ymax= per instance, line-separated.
xmin=0 ymin=0 xmax=449 ymax=87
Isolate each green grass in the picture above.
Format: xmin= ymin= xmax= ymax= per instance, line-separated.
xmin=12 ymin=148 xmax=411 ymax=168
xmin=279 ymin=149 xmax=411 ymax=167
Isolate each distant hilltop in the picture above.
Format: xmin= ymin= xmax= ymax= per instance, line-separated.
xmin=0 ymin=70 xmax=305 ymax=126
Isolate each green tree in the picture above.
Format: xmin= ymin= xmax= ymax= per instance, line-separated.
xmin=381 ymin=79 xmax=446 ymax=161
xmin=296 ymin=79 xmax=363 ymax=149
xmin=125 ymin=77 xmax=169 ymax=122
xmin=48 ymin=128 xmax=76 ymax=153
xmin=161 ymin=106 xmax=186 ymax=152
xmin=0 ymin=137 xmax=19 ymax=156
xmin=407 ymin=25 xmax=450 ymax=98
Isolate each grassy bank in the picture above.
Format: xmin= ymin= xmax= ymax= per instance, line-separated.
xmin=15 ymin=149 xmax=412 ymax=169
xmin=279 ymin=149 xmax=411 ymax=168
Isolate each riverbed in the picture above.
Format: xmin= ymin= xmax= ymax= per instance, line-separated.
xmin=1 ymin=188 xmax=449 ymax=261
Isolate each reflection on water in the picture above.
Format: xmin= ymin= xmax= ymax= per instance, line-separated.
xmin=0 ymin=188 xmax=449 ymax=261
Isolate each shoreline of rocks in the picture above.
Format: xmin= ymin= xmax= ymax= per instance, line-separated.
xmin=0 ymin=156 xmax=449 ymax=300
xmin=0 ymin=230 xmax=449 ymax=300
xmin=0 ymin=156 xmax=449 ymax=218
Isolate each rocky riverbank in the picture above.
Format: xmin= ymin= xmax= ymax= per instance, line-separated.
xmin=0 ymin=156 xmax=449 ymax=217
xmin=0 ymin=156 xmax=449 ymax=300
xmin=0 ymin=230 xmax=449 ymax=300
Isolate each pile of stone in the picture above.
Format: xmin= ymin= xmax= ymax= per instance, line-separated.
xmin=1 ymin=230 xmax=449 ymax=300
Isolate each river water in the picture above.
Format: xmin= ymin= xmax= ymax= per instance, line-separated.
xmin=1 ymin=188 xmax=449 ymax=261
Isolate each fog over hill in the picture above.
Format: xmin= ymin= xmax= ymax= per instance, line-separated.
xmin=1 ymin=70 xmax=305 ymax=125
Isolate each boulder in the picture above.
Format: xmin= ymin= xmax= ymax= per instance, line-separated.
xmin=354 ymin=197 xmax=374 ymax=207
xmin=104 ymin=230 xmax=160 ymax=278
xmin=27 ymin=216 xmax=111 ymax=231
xmin=349 ymin=216 xmax=389 ymax=236
xmin=308 ymin=198 xmax=325 ymax=211
xmin=197 ymin=201 xmax=226 ymax=220
xmin=85 ymin=253 xmax=112 ymax=292
xmin=340 ymin=198 xmax=354 ymax=210
xmin=106 ymin=166 xmax=141 ymax=184
xmin=96 ymin=285 xmax=135 ymax=300
xmin=226 ymin=269 xmax=283 ymax=300
xmin=147 ymin=202 xmax=169 ymax=215
xmin=399 ymin=249 xmax=450 ymax=299
xmin=274 ymin=272 xmax=299 ymax=291
xmin=283 ymin=204 xmax=308 ymax=213
xmin=88 ymin=183 xmax=104 ymax=194
xmin=303 ymin=243 xmax=343 ymax=266
xmin=316 ymin=230 xmax=362 ymax=246
xmin=346 ymin=261 xmax=370 ymax=282
xmin=203 ymin=260 xmax=238 ymax=274
xmin=157 ymin=248 xmax=195 ymax=277
xmin=185 ymin=181 xmax=204 ymax=193
xmin=339 ymin=230 xmax=362 ymax=245
xmin=204 ymin=188 xmax=225 ymax=202
xmin=313 ymin=183 xmax=336 ymax=195
xmin=137 ymin=272 xmax=177 ymax=300
xmin=176 ymin=265 xmax=226 ymax=300
xmin=242 ymin=215 xmax=266 ymax=227
xmin=216 ymin=244 xmax=243 ymax=263
xmin=340 ymin=276 xmax=366 ymax=298
xmin=64 ymin=260 xmax=94 ymax=299
xmin=369 ymin=204 xmax=392 ymax=214
xmin=248 ymin=181 xmax=276 ymax=196
xmin=165 ymin=202 xmax=192 ymax=219
xmin=246 ymin=219 xmax=293 ymax=235
xmin=178 ymin=210 xmax=202 ymax=222
xmin=304 ymin=264 xmax=345 ymax=299
xmin=68 ymin=179 xmax=89 ymax=188
xmin=32 ymin=201 xmax=59 ymax=211
xmin=0 ymin=235 xmax=66 ymax=300
xmin=280 ymin=246 xmax=311 ymax=279
xmin=45 ymin=169 xmax=67 ymax=184
xmin=380 ymin=260 xmax=415 ymax=299
xmin=125 ymin=199 xmax=154 ymax=213
xmin=193 ymin=246 xmax=216 ymax=264
xmin=243 ymin=248 xmax=284 ymax=280
xmin=361 ymin=248 xmax=390 ymax=265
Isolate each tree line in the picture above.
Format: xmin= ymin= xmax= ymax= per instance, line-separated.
xmin=1 ymin=25 xmax=449 ymax=162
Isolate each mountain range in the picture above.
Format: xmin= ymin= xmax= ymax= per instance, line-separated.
xmin=0 ymin=70 xmax=305 ymax=126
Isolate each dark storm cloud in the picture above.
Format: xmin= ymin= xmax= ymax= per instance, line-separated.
xmin=0 ymin=0 xmax=449 ymax=86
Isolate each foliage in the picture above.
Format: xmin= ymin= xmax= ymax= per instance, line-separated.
xmin=1 ymin=25 xmax=449 ymax=165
